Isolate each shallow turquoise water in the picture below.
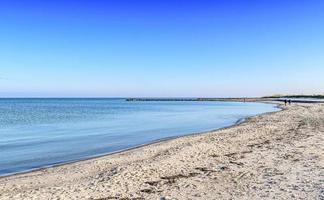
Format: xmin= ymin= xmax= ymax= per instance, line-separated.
xmin=0 ymin=98 xmax=279 ymax=176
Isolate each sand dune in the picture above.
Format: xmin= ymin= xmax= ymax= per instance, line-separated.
xmin=0 ymin=102 xmax=323 ymax=199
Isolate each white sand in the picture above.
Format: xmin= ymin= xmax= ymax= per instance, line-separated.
xmin=0 ymin=102 xmax=323 ymax=200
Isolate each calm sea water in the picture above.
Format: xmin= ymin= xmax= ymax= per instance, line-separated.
xmin=0 ymin=98 xmax=279 ymax=176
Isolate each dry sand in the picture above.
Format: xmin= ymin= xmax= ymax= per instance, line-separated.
xmin=0 ymin=102 xmax=323 ymax=200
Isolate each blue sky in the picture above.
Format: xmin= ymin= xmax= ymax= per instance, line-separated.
xmin=0 ymin=0 xmax=323 ymax=97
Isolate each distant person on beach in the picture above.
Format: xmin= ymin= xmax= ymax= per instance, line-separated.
xmin=289 ymin=99 xmax=291 ymax=105
xmin=284 ymin=99 xmax=287 ymax=106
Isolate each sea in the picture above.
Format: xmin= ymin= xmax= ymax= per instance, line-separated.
xmin=0 ymin=98 xmax=279 ymax=176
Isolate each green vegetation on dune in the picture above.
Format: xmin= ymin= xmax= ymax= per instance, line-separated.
xmin=263 ymin=95 xmax=324 ymax=99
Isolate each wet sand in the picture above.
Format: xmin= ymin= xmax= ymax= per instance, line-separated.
xmin=0 ymin=102 xmax=323 ymax=199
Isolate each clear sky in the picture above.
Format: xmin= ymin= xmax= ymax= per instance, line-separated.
xmin=0 ymin=0 xmax=323 ymax=97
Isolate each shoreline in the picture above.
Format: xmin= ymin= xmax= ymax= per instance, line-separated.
xmin=1 ymin=101 xmax=322 ymax=199
xmin=0 ymin=101 xmax=281 ymax=179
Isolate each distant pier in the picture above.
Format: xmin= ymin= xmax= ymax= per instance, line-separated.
xmin=126 ymin=98 xmax=267 ymax=102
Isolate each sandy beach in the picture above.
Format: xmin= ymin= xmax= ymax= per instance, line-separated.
xmin=0 ymin=102 xmax=323 ymax=200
